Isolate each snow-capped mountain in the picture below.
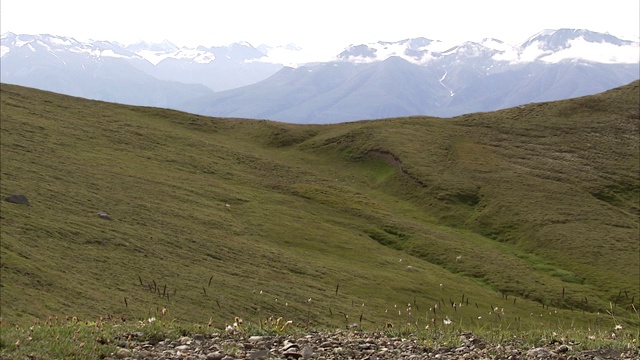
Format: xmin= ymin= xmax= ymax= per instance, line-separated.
xmin=336 ymin=29 xmax=639 ymax=66
xmin=122 ymin=40 xmax=284 ymax=91
xmin=1 ymin=29 xmax=638 ymax=123
xmin=0 ymin=33 xmax=216 ymax=108
xmin=179 ymin=29 xmax=639 ymax=123
xmin=0 ymin=32 xmax=289 ymax=94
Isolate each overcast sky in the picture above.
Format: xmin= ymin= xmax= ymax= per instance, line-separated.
xmin=2 ymin=0 xmax=638 ymax=55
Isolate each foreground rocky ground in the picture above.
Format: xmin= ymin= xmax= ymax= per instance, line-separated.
xmin=105 ymin=330 xmax=639 ymax=360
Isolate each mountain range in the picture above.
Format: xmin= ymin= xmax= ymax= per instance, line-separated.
xmin=1 ymin=29 xmax=638 ymax=123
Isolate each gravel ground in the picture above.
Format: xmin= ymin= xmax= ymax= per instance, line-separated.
xmin=106 ymin=330 xmax=639 ymax=360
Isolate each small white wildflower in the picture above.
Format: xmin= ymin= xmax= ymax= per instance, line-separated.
xmin=443 ymin=317 xmax=452 ymax=326
xmin=615 ymin=324 xmax=623 ymax=331
xmin=147 ymin=317 xmax=156 ymax=324
xmin=478 ymin=316 xmax=482 ymax=320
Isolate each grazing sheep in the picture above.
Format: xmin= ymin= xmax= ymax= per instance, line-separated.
xmin=456 ymin=255 xmax=462 ymax=262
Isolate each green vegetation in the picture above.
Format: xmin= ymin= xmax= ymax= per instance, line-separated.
xmin=0 ymin=309 xmax=637 ymax=359
xmin=1 ymin=82 xmax=638 ymax=357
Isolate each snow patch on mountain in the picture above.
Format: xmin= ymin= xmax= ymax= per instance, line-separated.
xmin=135 ymin=48 xmax=217 ymax=65
xmin=250 ymin=43 xmax=329 ymax=67
xmin=338 ymin=38 xmax=453 ymax=65
xmin=494 ymin=35 xmax=640 ymax=64
xmin=338 ymin=29 xmax=639 ymax=66
xmin=92 ymin=49 xmax=130 ymax=59
xmin=538 ymin=38 xmax=639 ymax=64
xmin=48 ymin=37 xmax=74 ymax=47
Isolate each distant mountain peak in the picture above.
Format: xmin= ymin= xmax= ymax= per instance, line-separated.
xmin=233 ymin=41 xmax=254 ymax=48
xmin=514 ymin=28 xmax=639 ymax=64
xmin=126 ymin=39 xmax=179 ymax=52
xmin=520 ymin=28 xmax=634 ymax=49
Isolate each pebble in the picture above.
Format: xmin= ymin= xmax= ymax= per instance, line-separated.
xmin=106 ymin=331 xmax=639 ymax=360
xmin=115 ymin=348 xmax=131 ymax=358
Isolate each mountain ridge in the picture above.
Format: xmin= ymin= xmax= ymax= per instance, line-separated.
xmin=1 ymin=29 xmax=638 ymax=123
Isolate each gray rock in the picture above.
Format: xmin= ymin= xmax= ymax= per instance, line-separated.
xmin=248 ymin=335 xmax=266 ymax=343
xmin=282 ymin=341 xmax=299 ymax=351
xmin=97 ymin=212 xmax=112 ymax=220
xmin=206 ymin=352 xmax=225 ymax=360
xmin=249 ymin=349 xmax=269 ymax=359
xmin=282 ymin=349 xmax=303 ymax=358
xmin=301 ymin=346 xmax=313 ymax=359
xmin=115 ymin=348 xmax=132 ymax=358
xmin=526 ymin=347 xmax=552 ymax=358
xmin=4 ymin=194 xmax=29 ymax=205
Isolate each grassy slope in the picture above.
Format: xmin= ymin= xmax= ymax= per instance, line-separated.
xmin=0 ymin=82 xmax=638 ymax=332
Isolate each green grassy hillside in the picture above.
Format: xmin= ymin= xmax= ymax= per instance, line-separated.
xmin=1 ymin=82 xmax=638 ymax=332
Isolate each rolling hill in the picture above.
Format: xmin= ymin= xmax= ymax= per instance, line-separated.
xmin=0 ymin=82 xmax=638 ymax=331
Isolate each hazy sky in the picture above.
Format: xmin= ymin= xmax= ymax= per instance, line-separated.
xmin=2 ymin=0 xmax=638 ymax=55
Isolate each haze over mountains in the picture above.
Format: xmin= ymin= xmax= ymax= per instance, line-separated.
xmin=1 ymin=29 xmax=638 ymax=123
